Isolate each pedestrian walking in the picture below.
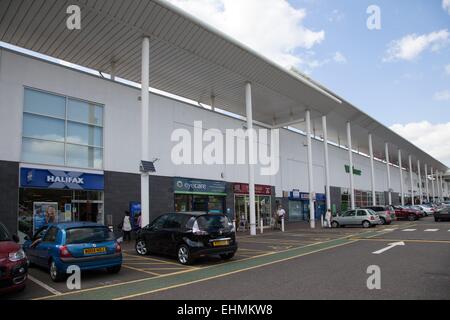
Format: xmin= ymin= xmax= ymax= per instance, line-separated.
xmin=121 ymin=211 xmax=132 ymax=242
xmin=325 ymin=209 xmax=332 ymax=228
xmin=276 ymin=205 xmax=286 ymax=230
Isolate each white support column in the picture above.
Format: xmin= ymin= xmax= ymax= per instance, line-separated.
xmin=322 ymin=116 xmax=331 ymax=212
xmin=409 ymin=155 xmax=414 ymax=205
xmin=424 ymin=164 xmax=430 ymax=203
xmin=385 ymin=143 xmax=392 ymax=205
xmin=245 ymin=82 xmax=257 ymax=236
xmin=369 ymin=134 xmax=376 ymax=206
xmin=306 ymin=110 xmax=315 ymax=228
xmin=347 ymin=122 xmax=355 ymax=210
xmin=439 ymin=172 xmax=443 ymax=202
xmin=140 ymin=37 xmax=150 ymax=227
xmin=436 ymin=171 xmax=441 ymax=202
xmin=431 ymin=167 xmax=436 ymax=203
xmin=417 ymin=160 xmax=422 ymax=204
xmin=399 ymin=150 xmax=405 ymax=206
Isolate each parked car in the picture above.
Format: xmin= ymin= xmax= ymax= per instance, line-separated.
xmin=331 ymin=209 xmax=381 ymax=228
xmin=0 ymin=222 xmax=28 ymax=295
xmin=434 ymin=208 xmax=450 ymax=222
xmin=415 ymin=205 xmax=435 ymax=216
xmin=135 ymin=212 xmax=237 ymax=265
xmin=361 ymin=206 xmax=394 ymax=225
xmin=393 ymin=206 xmax=423 ymax=221
xmin=23 ymin=222 xmax=122 ymax=282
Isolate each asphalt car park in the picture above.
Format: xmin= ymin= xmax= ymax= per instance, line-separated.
xmin=2 ymin=217 xmax=448 ymax=300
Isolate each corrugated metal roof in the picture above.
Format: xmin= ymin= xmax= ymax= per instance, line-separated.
xmin=0 ymin=0 xmax=447 ymax=171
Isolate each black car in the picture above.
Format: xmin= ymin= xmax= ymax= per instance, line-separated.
xmin=434 ymin=208 xmax=450 ymax=222
xmin=135 ymin=212 xmax=237 ymax=265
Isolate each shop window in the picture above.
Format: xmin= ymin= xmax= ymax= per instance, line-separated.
xmin=21 ymin=88 xmax=104 ymax=169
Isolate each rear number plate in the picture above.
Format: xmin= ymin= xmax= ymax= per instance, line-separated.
xmin=213 ymin=240 xmax=229 ymax=247
xmin=83 ymin=247 xmax=106 ymax=255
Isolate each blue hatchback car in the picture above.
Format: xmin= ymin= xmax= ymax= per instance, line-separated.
xmin=23 ymin=222 xmax=122 ymax=282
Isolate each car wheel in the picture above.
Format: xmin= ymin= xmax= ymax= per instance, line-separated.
xmin=379 ymin=217 xmax=386 ymax=225
xmin=220 ymin=253 xmax=235 ymax=261
xmin=331 ymin=221 xmax=339 ymax=228
xmin=408 ymin=215 xmax=416 ymax=221
xmin=362 ymin=221 xmax=371 ymax=228
xmin=107 ymin=265 xmax=121 ymax=274
xmin=177 ymin=245 xmax=193 ymax=265
xmin=49 ymin=260 xmax=64 ymax=282
xmin=135 ymin=240 xmax=148 ymax=256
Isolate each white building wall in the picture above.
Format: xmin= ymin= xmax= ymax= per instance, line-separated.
xmin=0 ymin=49 xmax=439 ymax=199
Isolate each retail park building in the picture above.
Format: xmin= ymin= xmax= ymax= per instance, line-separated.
xmin=0 ymin=0 xmax=448 ymax=237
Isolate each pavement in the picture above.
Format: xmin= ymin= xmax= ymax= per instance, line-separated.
xmin=3 ymin=217 xmax=449 ymax=300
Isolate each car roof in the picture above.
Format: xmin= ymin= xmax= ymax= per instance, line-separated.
xmin=48 ymin=222 xmax=107 ymax=230
xmin=167 ymin=212 xmax=224 ymax=217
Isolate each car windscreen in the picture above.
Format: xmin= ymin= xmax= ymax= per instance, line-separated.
xmin=367 ymin=209 xmax=377 ymax=215
xmin=196 ymin=215 xmax=230 ymax=231
xmin=369 ymin=207 xmax=384 ymax=212
xmin=65 ymin=227 xmax=115 ymax=244
xmin=0 ymin=224 xmax=11 ymax=241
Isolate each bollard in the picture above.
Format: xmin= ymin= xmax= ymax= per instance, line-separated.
xmin=233 ymin=220 xmax=236 ymax=233
xmin=281 ymin=216 xmax=285 ymax=232
xmin=260 ymin=219 xmax=264 ymax=234
xmin=321 ymin=215 xmax=324 ymax=228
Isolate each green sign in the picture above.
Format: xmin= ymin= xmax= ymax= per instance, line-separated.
xmin=345 ymin=165 xmax=362 ymax=176
xmin=174 ymin=178 xmax=227 ymax=196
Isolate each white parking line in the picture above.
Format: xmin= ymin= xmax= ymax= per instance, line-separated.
xmin=381 ymin=228 xmax=397 ymax=232
xmin=402 ymin=229 xmax=416 ymax=232
xmin=424 ymin=229 xmax=439 ymax=232
xmin=28 ymin=275 xmax=62 ymax=296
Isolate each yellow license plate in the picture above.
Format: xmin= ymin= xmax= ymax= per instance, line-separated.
xmin=83 ymin=247 xmax=106 ymax=255
xmin=213 ymin=240 xmax=229 ymax=247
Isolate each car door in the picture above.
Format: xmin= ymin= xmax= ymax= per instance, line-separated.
xmin=143 ymin=215 xmax=168 ymax=254
xmin=341 ymin=210 xmax=356 ymax=225
xmin=25 ymin=226 xmax=49 ymax=265
xmin=356 ymin=210 xmax=368 ymax=225
xmin=160 ymin=214 xmax=184 ymax=255
xmin=34 ymin=226 xmax=58 ymax=267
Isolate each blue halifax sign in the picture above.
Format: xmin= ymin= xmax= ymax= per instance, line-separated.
xmin=20 ymin=168 xmax=104 ymax=191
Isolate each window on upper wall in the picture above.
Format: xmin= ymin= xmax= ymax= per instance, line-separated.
xmin=21 ymin=88 xmax=104 ymax=169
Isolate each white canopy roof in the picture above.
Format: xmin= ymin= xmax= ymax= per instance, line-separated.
xmin=0 ymin=0 xmax=447 ymax=172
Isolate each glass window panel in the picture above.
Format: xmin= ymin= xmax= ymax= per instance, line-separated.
xmin=66 ymin=144 xmax=103 ymax=169
xmin=24 ymin=89 xmax=66 ymax=118
xmin=23 ymin=113 xmax=65 ymax=142
xmin=67 ymin=99 xmax=103 ymax=126
xmin=67 ymin=122 xmax=103 ymax=147
xmin=22 ymin=138 xmax=65 ymax=166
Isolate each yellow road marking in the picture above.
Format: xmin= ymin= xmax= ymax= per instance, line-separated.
xmin=122 ymin=265 xmax=161 ymax=276
xmin=141 ymin=267 xmax=190 ymax=271
xmin=122 ymin=252 xmax=198 ymax=269
xmin=114 ymin=240 xmax=359 ymax=300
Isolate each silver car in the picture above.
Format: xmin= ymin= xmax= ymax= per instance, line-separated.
xmin=332 ymin=209 xmax=381 ymax=228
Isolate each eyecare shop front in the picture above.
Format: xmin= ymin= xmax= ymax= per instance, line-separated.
xmin=18 ymin=167 xmax=105 ymax=240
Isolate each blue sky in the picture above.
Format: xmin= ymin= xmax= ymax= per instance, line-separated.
xmin=291 ymin=0 xmax=450 ymax=126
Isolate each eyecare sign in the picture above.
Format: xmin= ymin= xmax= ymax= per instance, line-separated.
xmin=20 ymin=168 xmax=104 ymax=191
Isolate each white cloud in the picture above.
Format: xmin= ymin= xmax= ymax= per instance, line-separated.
xmin=328 ymin=9 xmax=345 ymax=23
xmin=165 ymin=0 xmax=325 ymax=69
xmin=384 ymin=29 xmax=450 ymax=62
xmin=333 ymin=51 xmax=347 ymax=64
xmin=434 ymin=89 xmax=450 ymax=101
xmin=390 ymin=121 xmax=450 ymax=166
xmin=443 ymin=0 xmax=450 ymax=15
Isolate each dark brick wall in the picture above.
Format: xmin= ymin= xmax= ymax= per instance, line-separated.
xmin=104 ymin=172 xmax=174 ymax=233
xmin=330 ymin=186 xmax=342 ymax=214
xmin=0 ymin=161 xmax=19 ymax=234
